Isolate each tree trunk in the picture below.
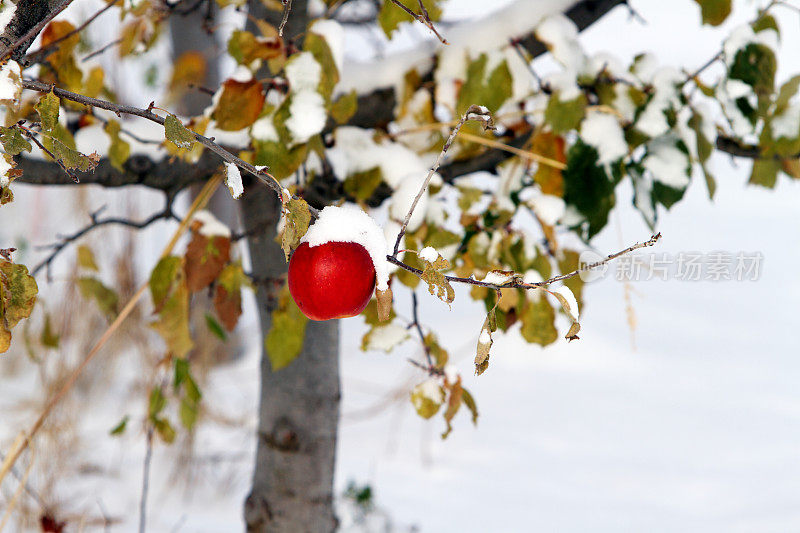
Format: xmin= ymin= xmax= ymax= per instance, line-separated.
xmin=241 ymin=181 xmax=340 ymax=531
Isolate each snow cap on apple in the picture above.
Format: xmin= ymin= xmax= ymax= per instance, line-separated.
xmin=288 ymin=205 xmax=390 ymax=321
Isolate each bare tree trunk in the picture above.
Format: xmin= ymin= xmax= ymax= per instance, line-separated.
xmin=241 ymin=180 xmax=340 ymax=532
xmin=240 ymin=2 xmax=341 ymax=529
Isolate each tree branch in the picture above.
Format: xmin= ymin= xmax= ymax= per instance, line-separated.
xmin=0 ymin=0 xmax=75 ymax=61
xmin=32 ymin=201 xmax=178 ymax=278
xmin=387 ymin=232 xmax=662 ymax=291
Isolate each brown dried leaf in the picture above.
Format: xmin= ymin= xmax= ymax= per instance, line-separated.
xmin=184 ymin=231 xmax=231 ymax=293
xmin=211 ymin=79 xmax=266 ymax=131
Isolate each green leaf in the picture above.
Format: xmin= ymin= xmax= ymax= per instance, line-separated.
xmin=281 ymin=198 xmax=311 ymax=261
xmin=179 ymin=397 xmax=199 ymax=430
xmin=109 ymin=415 xmax=129 ymax=436
xmin=164 ymin=113 xmax=196 ymax=150
xmin=774 ymin=75 xmax=800 ymax=115
xmin=35 ymin=92 xmax=60 ymax=133
xmin=461 ymin=387 xmax=478 ymax=425
xmin=40 ymin=313 xmax=60 ymax=349
xmin=205 ymin=312 xmax=227 ymax=341
xmin=148 ymin=256 xmax=193 ymax=358
xmin=331 ymin=90 xmax=358 ymax=124
xmin=410 ymin=379 xmax=444 ymax=419
xmin=253 ymin=139 xmax=308 ymax=180
xmin=76 ymin=244 xmax=99 ymax=271
xmin=104 ymin=119 xmax=131 ymax=171
xmin=520 ymin=296 xmax=558 ymax=346
xmin=563 ymin=140 xmax=615 ymax=239
xmin=343 ymin=167 xmax=383 ymax=202
xmin=77 ymin=277 xmax=119 ymax=320
xmin=378 ymin=0 xmax=443 ymax=39
xmin=149 ymin=256 xmax=182 ymax=310
xmin=545 ymin=93 xmax=587 ymax=135
xmin=0 ymin=260 xmax=38 ymax=343
xmin=0 ymin=126 xmax=32 ymax=155
xmin=729 ymin=43 xmax=776 ymax=97
xmin=694 ymin=0 xmax=731 ymax=26
xmin=456 ymin=54 xmax=512 ymax=115
xmin=265 ymin=286 xmax=308 ymax=371
xmin=749 ymin=158 xmax=780 ymax=188
xmin=154 ymin=417 xmax=176 ymax=443
xmin=148 ymin=386 xmax=167 ymax=419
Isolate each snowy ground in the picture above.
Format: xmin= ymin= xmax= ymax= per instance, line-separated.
xmin=2 ymin=0 xmax=800 ymax=532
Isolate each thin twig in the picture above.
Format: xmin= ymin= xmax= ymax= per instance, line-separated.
xmin=387 ymin=233 xmax=662 ymax=291
xmin=0 ymin=0 xmax=75 ymax=61
xmin=32 ymin=202 xmax=178 ymax=278
xmin=388 ymin=0 xmax=448 ymax=44
xmin=20 ymin=79 xmax=316 ymax=215
xmin=392 ymin=104 xmax=494 ymax=255
xmin=409 ymin=292 xmax=436 ymax=371
xmin=81 ymin=39 xmax=121 ymax=62
xmin=0 ymin=176 xmax=221 ymax=491
xmin=25 ymin=0 xmax=121 ymax=65
xmin=0 ymin=448 xmax=35 ymax=532
xmin=138 ymin=427 xmax=154 ymax=533
xmin=18 ymin=126 xmax=79 ymax=183
xmin=279 ymin=0 xmax=293 ymax=36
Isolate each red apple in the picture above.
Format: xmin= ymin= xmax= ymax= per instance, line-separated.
xmin=288 ymin=241 xmax=376 ymax=321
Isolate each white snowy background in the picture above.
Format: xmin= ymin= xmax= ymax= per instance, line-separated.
xmin=2 ymin=0 xmax=800 ymax=531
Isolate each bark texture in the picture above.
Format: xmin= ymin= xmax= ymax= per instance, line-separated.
xmin=241 ymin=180 xmax=340 ymax=533
xmin=241 ymin=2 xmax=341 ymax=530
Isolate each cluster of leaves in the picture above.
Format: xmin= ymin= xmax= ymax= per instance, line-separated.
xmin=3 ymin=0 xmax=798 ymax=443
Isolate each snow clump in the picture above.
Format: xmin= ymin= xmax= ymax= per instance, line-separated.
xmin=301 ymin=205 xmax=390 ymax=291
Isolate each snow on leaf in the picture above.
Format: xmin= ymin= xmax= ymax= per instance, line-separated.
xmin=410 ymin=378 xmax=444 ymax=419
xmin=0 ymin=258 xmax=38 ymax=354
xmin=580 ymin=110 xmax=628 ymax=165
xmin=224 ymin=162 xmax=243 ymax=199
xmin=361 ymin=321 xmax=409 ymax=353
xmin=548 ymin=285 xmax=581 ymax=341
xmin=265 ymin=286 xmax=308 ymax=371
xmin=285 ymin=90 xmax=327 ymax=144
xmin=191 ymin=210 xmax=232 ymax=238
xmin=164 ymin=113 xmax=196 ymax=150
xmin=474 ymin=304 xmax=497 ymax=376
xmin=281 ymin=197 xmax=312 ymax=261
xmin=420 ymin=253 xmax=454 ymax=306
